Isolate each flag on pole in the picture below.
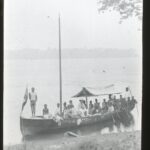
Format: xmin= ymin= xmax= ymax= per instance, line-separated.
xmin=21 ymin=87 xmax=28 ymax=112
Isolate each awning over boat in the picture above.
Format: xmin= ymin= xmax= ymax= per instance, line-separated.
xmin=72 ymin=87 xmax=97 ymax=98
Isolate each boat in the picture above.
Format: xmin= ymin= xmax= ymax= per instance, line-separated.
xmin=20 ymin=15 xmax=137 ymax=138
xmin=20 ymin=96 xmax=136 ymax=137
xmin=20 ymin=109 xmax=134 ymax=137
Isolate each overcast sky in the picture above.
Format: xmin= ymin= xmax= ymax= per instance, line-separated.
xmin=4 ymin=0 xmax=142 ymax=51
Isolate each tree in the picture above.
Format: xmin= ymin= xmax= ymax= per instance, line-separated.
xmin=98 ymin=0 xmax=142 ymax=22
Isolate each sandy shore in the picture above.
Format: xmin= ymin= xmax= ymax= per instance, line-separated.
xmin=4 ymin=130 xmax=141 ymax=150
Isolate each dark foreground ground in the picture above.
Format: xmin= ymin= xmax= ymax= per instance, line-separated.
xmin=4 ymin=130 xmax=141 ymax=150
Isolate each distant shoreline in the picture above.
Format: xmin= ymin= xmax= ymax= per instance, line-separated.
xmin=4 ymin=48 xmax=140 ymax=60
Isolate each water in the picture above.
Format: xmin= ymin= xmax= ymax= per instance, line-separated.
xmin=4 ymin=57 xmax=142 ymax=145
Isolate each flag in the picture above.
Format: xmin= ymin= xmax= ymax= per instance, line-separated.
xmin=21 ymin=87 xmax=28 ymax=112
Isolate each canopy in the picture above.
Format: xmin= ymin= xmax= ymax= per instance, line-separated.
xmin=72 ymin=87 xmax=97 ymax=98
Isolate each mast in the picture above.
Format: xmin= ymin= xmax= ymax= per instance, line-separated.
xmin=58 ymin=14 xmax=62 ymax=114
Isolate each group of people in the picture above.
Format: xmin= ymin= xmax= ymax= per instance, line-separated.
xmin=63 ymin=99 xmax=87 ymax=118
xmin=43 ymin=99 xmax=88 ymax=119
xmin=28 ymin=87 xmax=137 ymax=119
xmin=88 ymin=94 xmax=137 ymax=116
xmin=55 ymin=95 xmax=136 ymax=119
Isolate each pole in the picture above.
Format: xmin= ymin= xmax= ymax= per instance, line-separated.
xmin=58 ymin=14 xmax=62 ymax=114
xmin=85 ymin=96 xmax=88 ymax=109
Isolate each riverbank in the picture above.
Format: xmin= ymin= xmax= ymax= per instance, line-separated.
xmin=4 ymin=130 xmax=141 ymax=150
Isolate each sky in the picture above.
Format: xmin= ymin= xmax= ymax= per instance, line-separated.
xmin=4 ymin=0 xmax=142 ymax=51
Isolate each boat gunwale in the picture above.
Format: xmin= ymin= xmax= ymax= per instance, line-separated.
xmin=20 ymin=111 xmax=118 ymax=121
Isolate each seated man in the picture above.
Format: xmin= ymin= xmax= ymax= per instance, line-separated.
xmin=54 ymin=103 xmax=63 ymax=123
xmin=67 ymin=100 xmax=74 ymax=109
xmin=66 ymin=100 xmax=78 ymax=119
xmin=43 ymin=104 xmax=49 ymax=118
xmin=108 ymin=100 xmax=114 ymax=113
xmin=55 ymin=103 xmax=61 ymax=116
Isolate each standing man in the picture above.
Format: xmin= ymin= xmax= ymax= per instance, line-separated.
xmin=29 ymin=87 xmax=37 ymax=117
xmin=124 ymin=87 xmax=132 ymax=100
xmin=93 ymin=99 xmax=99 ymax=114
xmin=102 ymin=99 xmax=108 ymax=113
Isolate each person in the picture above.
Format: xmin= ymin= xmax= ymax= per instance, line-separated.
xmin=67 ymin=100 xmax=74 ymax=109
xmin=120 ymin=95 xmax=127 ymax=111
xmin=93 ymin=99 xmax=99 ymax=114
xmin=112 ymin=95 xmax=118 ymax=111
xmin=119 ymin=95 xmax=123 ymax=101
xmin=108 ymin=94 xmax=112 ymax=100
xmin=88 ymin=100 xmax=94 ymax=114
xmin=29 ymin=87 xmax=37 ymax=117
xmin=83 ymin=100 xmax=87 ymax=109
xmin=113 ymin=95 xmax=117 ymax=101
xmin=78 ymin=100 xmax=84 ymax=109
xmin=63 ymin=102 xmax=67 ymax=109
xmin=67 ymin=100 xmax=74 ymax=117
xmin=43 ymin=104 xmax=49 ymax=118
xmin=131 ymin=96 xmax=137 ymax=104
xmin=124 ymin=87 xmax=132 ymax=101
xmin=126 ymin=97 xmax=131 ymax=111
xmin=129 ymin=96 xmax=137 ymax=111
xmin=115 ymin=97 xmax=121 ymax=111
xmin=108 ymin=100 xmax=114 ymax=113
xmin=108 ymin=94 xmax=113 ymax=104
xmin=63 ymin=102 xmax=67 ymax=115
xmin=77 ymin=100 xmax=87 ymax=117
xmin=98 ymin=102 xmax=101 ymax=113
xmin=102 ymin=99 xmax=108 ymax=113
xmin=54 ymin=103 xmax=63 ymax=124
xmin=55 ymin=103 xmax=61 ymax=117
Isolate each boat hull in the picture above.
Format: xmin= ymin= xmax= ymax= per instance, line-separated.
xmin=20 ymin=111 xmax=129 ymax=137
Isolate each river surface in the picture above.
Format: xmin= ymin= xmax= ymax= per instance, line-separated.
xmin=4 ymin=57 xmax=142 ymax=145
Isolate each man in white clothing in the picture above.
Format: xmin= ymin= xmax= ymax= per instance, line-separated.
xmin=77 ymin=100 xmax=87 ymax=117
xmin=29 ymin=87 xmax=37 ymax=117
xmin=124 ymin=87 xmax=132 ymax=100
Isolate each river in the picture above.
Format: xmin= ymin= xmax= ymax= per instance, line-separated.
xmin=4 ymin=57 xmax=142 ymax=145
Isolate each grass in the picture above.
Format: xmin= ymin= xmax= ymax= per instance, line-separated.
xmin=4 ymin=131 xmax=141 ymax=150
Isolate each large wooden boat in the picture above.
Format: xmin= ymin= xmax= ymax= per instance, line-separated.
xmin=20 ymin=110 xmax=129 ymax=137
